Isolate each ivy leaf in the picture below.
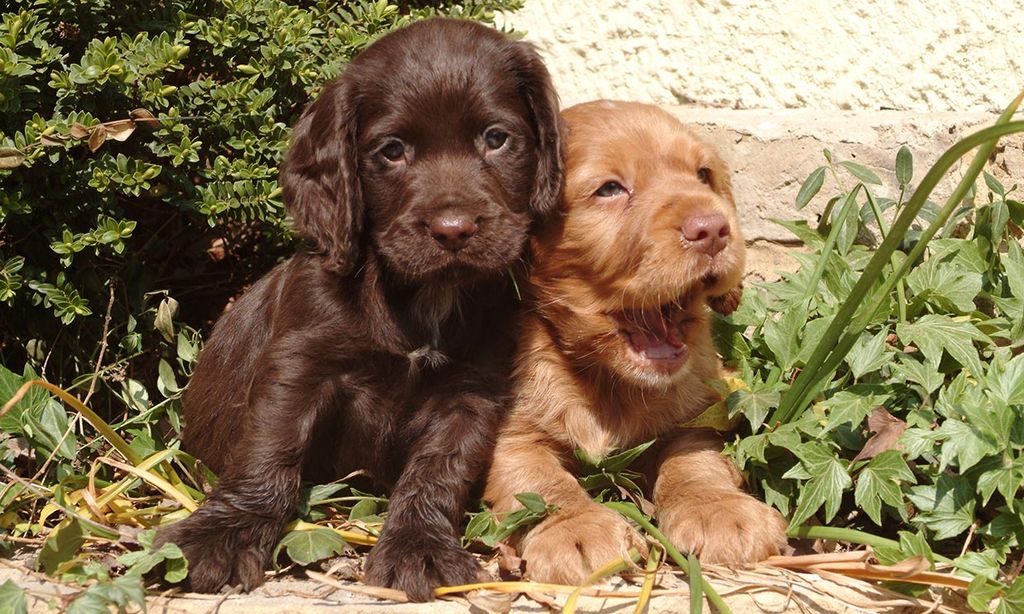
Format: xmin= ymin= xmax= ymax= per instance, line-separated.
xmin=274 ymin=528 xmax=349 ymax=566
xmin=906 ymin=258 xmax=982 ymax=314
xmin=726 ymin=386 xmax=781 ymax=431
xmin=38 ymin=517 xmax=86 ymax=575
xmin=906 ymin=476 xmax=976 ymax=540
xmin=787 ymin=442 xmax=852 ymax=527
xmin=763 ymin=303 xmax=809 ymax=371
xmin=818 ymin=389 xmax=889 ymax=432
xmin=934 ymin=416 xmax=999 ymax=472
xmin=996 ymin=575 xmax=1024 ymax=614
xmin=853 ymin=450 xmax=915 ymax=525
xmin=0 ymin=581 xmax=27 ymax=614
xmin=844 ymin=329 xmax=889 ymax=380
xmin=967 ymin=575 xmax=1001 ymax=612
xmin=896 ymin=315 xmax=987 ymax=378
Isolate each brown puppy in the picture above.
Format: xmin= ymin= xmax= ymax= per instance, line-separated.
xmin=484 ymin=101 xmax=787 ymax=584
xmin=156 ymin=18 xmax=562 ymax=600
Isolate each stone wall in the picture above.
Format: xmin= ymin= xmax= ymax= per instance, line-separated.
xmin=500 ymin=0 xmax=1023 ymax=112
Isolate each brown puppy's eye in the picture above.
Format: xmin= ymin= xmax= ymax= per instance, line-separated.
xmin=380 ymin=140 xmax=405 ymax=163
xmin=484 ymin=127 xmax=509 ymax=150
xmin=594 ymin=181 xmax=627 ymax=198
xmin=697 ymin=167 xmax=712 ymax=184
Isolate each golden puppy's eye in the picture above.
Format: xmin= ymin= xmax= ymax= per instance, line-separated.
xmin=594 ymin=181 xmax=627 ymax=198
xmin=697 ymin=167 xmax=712 ymax=184
xmin=380 ymin=139 xmax=406 ymax=163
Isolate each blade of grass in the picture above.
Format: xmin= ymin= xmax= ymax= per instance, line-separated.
xmin=604 ymin=501 xmax=731 ymax=614
xmin=633 ymin=545 xmax=662 ymax=614
xmin=3 ymin=379 xmax=139 ymax=465
xmin=688 ymin=553 xmax=703 ymax=614
xmin=562 ymin=549 xmax=641 ymax=614
xmin=864 ymin=189 xmax=908 ymax=323
xmin=799 ymin=185 xmax=862 ymax=303
xmin=96 ymin=456 xmax=197 ymax=512
xmin=771 ymin=104 xmax=1024 ymax=425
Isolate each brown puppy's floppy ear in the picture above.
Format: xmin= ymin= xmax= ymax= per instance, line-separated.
xmin=508 ymin=42 xmax=564 ymax=218
xmin=280 ymin=78 xmax=362 ymax=274
xmin=709 ymin=283 xmax=743 ymax=316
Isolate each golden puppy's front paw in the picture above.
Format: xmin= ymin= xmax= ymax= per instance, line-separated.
xmin=520 ymin=505 xmax=645 ymax=585
xmin=658 ymin=491 xmax=787 ymax=564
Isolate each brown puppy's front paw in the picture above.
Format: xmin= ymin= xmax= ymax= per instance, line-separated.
xmin=658 ymin=492 xmax=787 ymax=564
xmin=155 ymin=510 xmax=278 ymax=592
xmin=520 ymin=505 xmax=645 ymax=585
xmin=364 ymin=528 xmax=482 ymax=602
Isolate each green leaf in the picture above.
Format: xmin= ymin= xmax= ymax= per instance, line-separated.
xmin=597 ymin=439 xmax=655 ymax=473
xmin=896 ymin=315 xmax=987 ymax=378
xmin=839 ymin=160 xmax=883 ymax=185
xmin=514 ymin=492 xmax=548 ymax=515
xmin=853 ymin=450 xmax=915 ymax=525
xmin=0 ymin=581 xmax=27 ymax=614
xmin=38 ymin=517 xmax=86 ymax=575
xmin=795 ymin=166 xmax=826 ymax=209
xmin=726 ymin=386 xmax=780 ymax=431
xmin=987 ymin=353 xmax=1024 ymax=406
xmin=906 ymin=475 xmax=976 ymax=540
xmin=905 ymin=257 xmax=982 ymax=314
xmin=967 ymin=574 xmax=1001 ymax=612
xmin=844 ymin=329 xmax=889 ymax=380
xmin=117 ymin=530 xmax=188 ymax=582
xmin=275 ymin=528 xmax=348 ymax=566
xmin=787 ymin=442 xmax=852 ymax=527
xmin=996 ymin=575 xmax=1024 ymax=614
xmin=763 ymin=303 xmax=808 ymax=371
xmin=348 ymin=498 xmax=377 ymax=520
xmin=934 ymin=416 xmax=999 ymax=472
xmin=818 ymin=388 xmax=889 ymax=432
xmin=983 ymin=171 xmax=1006 ymax=198
xmin=895 ymin=145 xmax=913 ymax=187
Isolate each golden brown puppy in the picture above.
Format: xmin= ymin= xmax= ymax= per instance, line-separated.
xmin=484 ymin=100 xmax=788 ymax=584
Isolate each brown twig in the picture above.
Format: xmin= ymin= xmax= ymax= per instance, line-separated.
xmin=84 ymin=281 xmax=116 ymax=406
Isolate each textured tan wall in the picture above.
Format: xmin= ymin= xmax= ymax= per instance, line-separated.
xmin=501 ymin=0 xmax=1023 ymax=111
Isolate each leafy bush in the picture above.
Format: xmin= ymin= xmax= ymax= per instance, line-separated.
xmin=717 ymin=106 xmax=1024 ymax=610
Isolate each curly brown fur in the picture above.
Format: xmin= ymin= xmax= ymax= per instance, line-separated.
xmin=156 ymin=18 xmax=562 ymax=600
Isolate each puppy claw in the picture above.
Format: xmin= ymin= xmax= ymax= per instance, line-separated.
xmin=658 ymin=492 xmax=787 ymax=564
xmin=521 ymin=505 xmax=646 ymax=585
xmin=154 ymin=506 xmax=279 ymax=593
xmin=364 ymin=528 xmax=483 ymax=602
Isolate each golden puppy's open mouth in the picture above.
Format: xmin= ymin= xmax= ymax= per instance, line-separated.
xmin=608 ymin=294 xmax=700 ymax=372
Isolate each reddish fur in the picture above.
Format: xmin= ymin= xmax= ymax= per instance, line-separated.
xmin=484 ymin=101 xmax=787 ymax=584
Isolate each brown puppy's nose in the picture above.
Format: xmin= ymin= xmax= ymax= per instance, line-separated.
xmin=429 ymin=212 xmax=478 ymax=251
xmin=681 ymin=213 xmax=730 ymax=256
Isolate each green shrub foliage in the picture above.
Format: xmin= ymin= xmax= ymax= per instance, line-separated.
xmin=0 ymin=0 xmax=522 ymax=408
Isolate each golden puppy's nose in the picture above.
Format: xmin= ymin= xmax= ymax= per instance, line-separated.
xmin=429 ymin=211 xmax=478 ymax=251
xmin=681 ymin=213 xmax=730 ymax=256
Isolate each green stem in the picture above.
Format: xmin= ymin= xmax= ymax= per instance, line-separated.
xmin=604 ymin=501 xmax=732 ymax=614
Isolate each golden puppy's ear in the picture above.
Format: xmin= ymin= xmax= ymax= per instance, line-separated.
xmin=708 ymin=283 xmax=743 ymax=316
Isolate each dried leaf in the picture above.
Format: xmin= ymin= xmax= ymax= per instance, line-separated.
xmin=87 ymin=128 xmax=106 ymax=152
xmin=129 ymin=108 xmax=161 ymax=127
xmin=103 ymin=119 xmax=136 ymax=142
xmin=464 ymin=589 xmax=512 ymax=614
xmin=40 ymin=135 xmax=66 ymax=146
xmin=852 ymin=407 xmax=907 ymax=462
xmin=0 ymin=147 xmax=25 ymax=169
xmin=494 ymin=541 xmax=523 ymax=576
xmin=69 ymin=123 xmax=90 ymax=139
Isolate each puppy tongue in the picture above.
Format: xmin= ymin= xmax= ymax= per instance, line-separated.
xmin=619 ymin=309 xmax=686 ymax=358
